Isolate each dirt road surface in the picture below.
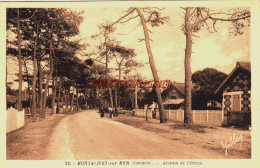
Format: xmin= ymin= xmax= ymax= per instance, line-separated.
xmin=46 ymin=110 xmax=231 ymax=159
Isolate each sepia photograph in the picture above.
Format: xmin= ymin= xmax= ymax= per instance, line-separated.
xmin=1 ymin=1 xmax=259 ymax=167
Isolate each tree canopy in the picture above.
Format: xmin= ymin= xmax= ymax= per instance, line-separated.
xmin=191 ymin=68 xmax=227 ymax=109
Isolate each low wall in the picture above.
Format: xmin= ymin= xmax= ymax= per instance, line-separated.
xmin=7 ymin=108 xmax=25 ymax=133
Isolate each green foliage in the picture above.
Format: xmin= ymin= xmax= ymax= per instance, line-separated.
xmin=7 ymin=8 xmax=86 ymax=88
xmin=192 ymin=68 xmax=227 ymax=109
xmin=138 ymin=87 xmax=158 ymax=107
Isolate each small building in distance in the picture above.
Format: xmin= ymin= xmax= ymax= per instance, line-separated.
xmin=162 ymin=82 xmax=185 ymax=110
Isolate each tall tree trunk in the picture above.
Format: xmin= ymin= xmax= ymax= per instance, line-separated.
xmin=124 ymin=100 xmax=127 ymax=110
xmin=22 ymin=59 xmax=31 ymax=113
xmin=136 ymin=8 xmax=167 ymax=123
xmin=184 ymin=8 xmax=193 ymax=124
xmin=56 ymin=78 xmax=62 ymax=114
xmin=61 ymin=86 xmax=64 ymax=113
xmin=61 ymin=90 xmax=64 ymax=112
xmin=84 ymin=90 xmax=88 ymax=110
xmin=108 ymin=86 xmax=116 ymax=116
xmin=48 ymin=84 xmax=50 ymax=98
xmin=95 ymin=88 xmax=99 ymax=108
xmin=70 ymin=83 xmax=75 ymax=112
xmin=135 ymin=86 xmax=138 ymax=109
xmin=51 ymin=76 xmax=57 ymax=115
xmin=104 ymin=35 xmax=116 ymax=117
xmin=65 ymin=87 xmax=69 ymax=113
xmin=95 ymin=88 xmax=98 ymax=108
xmin=37 ymin=59 xmax=43 ymax=116
xmin=85 ymin=92 xmax=88 ymax=109
xmin=114 ymin=88 xmax=118 ymax=115
xmin=32 ymin=22 xmax=39 ymax=120
xmin=42 ymin=22 xmax=54 ymax=118
xmin=65 ymin=87 xmax=69 ymax=108
xmin=17 ymin=9 xmax=22 ymax=111
xmin=42 ymin=69 xmax=53 ymax=118
xmin=130 ymin=93 xmax=134 ymax=109
xmin=76 ymin=86 xmax=79 ymax=111
xmin=118 ymin=66 xmax=121 ymax=108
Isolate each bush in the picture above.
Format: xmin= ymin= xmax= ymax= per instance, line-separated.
xmin=227 ymin=111 xmax=251 ymax=129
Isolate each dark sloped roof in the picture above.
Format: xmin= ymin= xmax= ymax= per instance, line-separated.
xmin=215 ymin=62 xmax=251 ymax=95
xmin=172 ymin=82 xmax=185 ymax=96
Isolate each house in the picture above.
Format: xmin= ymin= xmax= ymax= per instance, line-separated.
xmin=162 ymin=82 xmax=185 ymax=110
xmin=162 ymin=82 xmax=184 ymax=99
xmin=215 ymin=62 xmax=251 ymax=113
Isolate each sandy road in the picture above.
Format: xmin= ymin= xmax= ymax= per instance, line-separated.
xmin=46 ymin=110 xmax=225 ymax=159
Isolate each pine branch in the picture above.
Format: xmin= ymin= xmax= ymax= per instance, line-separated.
xmin=109 ymin=8 xmax=136 ymax=27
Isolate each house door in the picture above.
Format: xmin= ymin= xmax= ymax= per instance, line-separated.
xmin=232 ymin=94 xmax=240 ymax=112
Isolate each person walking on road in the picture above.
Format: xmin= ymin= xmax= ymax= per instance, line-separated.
xmin=100 ymin=107 xmax=105 ymax=119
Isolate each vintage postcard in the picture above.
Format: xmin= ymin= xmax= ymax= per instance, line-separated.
xmin=0 ymin=1 xmax=260 ymax=168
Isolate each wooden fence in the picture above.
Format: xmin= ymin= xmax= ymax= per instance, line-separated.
xmin=134 ymin=109 xmax=153 ymax=119
xmin=191 ymin=110 xmax=223 ymax=126
xmin=133 ymin=109 xmax=223 ymax=126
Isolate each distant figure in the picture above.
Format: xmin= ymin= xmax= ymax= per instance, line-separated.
xmin=100 ymin=107 xmax=105 ymax=119
xmin=151 ymin=103 xmax=156 ymax=119
xmin=108 ymin=107 xmax=113 ymax=118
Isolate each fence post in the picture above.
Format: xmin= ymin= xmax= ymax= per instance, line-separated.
xmin=206 ymin=110 xmax=209 ymax=123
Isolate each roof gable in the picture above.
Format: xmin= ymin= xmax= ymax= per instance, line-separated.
xmin=171 ymin=82 xmax=185 ymax=96
xmin=215 ymin=62 xmax=251 ymax=95
xmin=238 ymin=61 xmax=251 ymax=72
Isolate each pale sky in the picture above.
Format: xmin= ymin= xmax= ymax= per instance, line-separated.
xmin=7 ymin=7 xmax=250 ymax=89
xmin=77 ymin=7 xmax=250 ymax=81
